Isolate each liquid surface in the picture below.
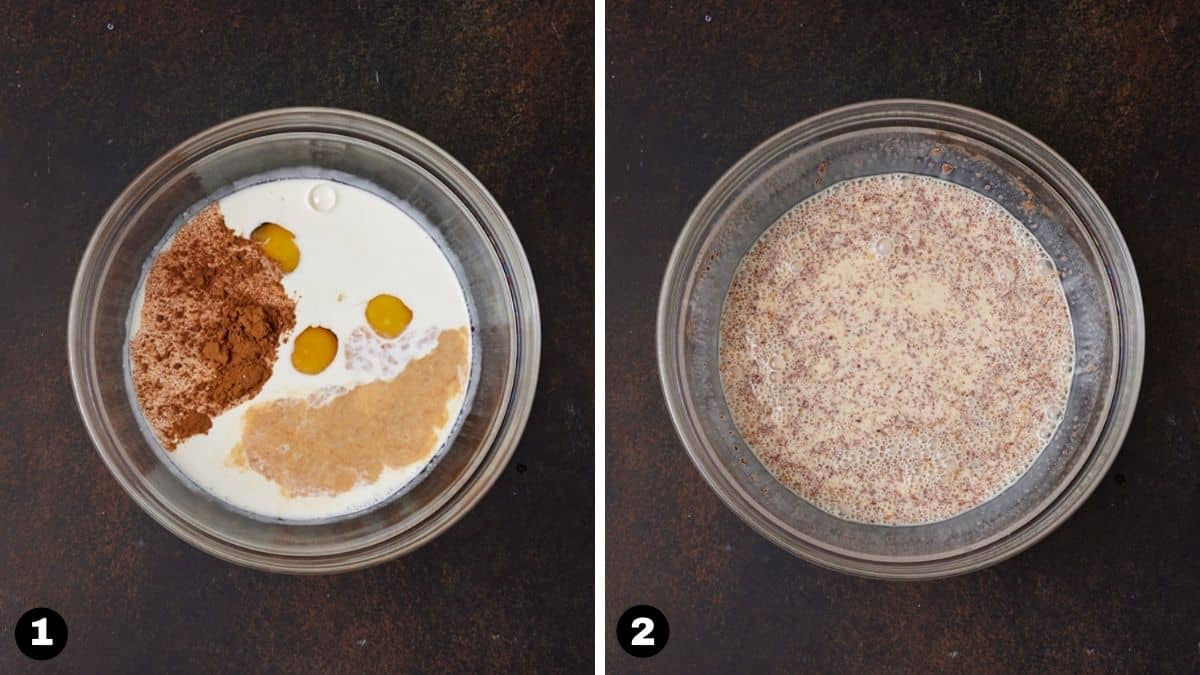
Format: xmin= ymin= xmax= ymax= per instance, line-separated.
xmin=130 ymin=178 xmax=472 ymax=520
xmin=719 ymin=174 xmax=1074 ymax=525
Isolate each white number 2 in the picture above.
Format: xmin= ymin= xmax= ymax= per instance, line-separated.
xmin=631 ymin=617 xmax=655 ymax=646
xmin=31 ymin=617 xmax=53 ymax=646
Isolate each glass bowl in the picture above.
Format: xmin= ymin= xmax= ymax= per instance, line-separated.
xmin=69 ymin=108 xmax=540 ymax=573
xmin=658 ymin=100 xmax=1143 ymax=579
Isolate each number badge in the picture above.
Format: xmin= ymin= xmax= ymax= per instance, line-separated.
xmin=616 ymin=605 xmax=669 ymax=658
xmin=14 ymin=608 xmax=68 ymax=660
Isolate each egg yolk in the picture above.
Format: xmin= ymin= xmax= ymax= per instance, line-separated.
xmin=250 ymin=222 xmax=300 ymax=273
xmin=365 ymin=294 xmax=414 ymax=339
xmin=292 ymin=326 xmax=337 ymax=374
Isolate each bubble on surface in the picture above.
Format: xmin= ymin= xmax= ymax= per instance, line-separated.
xmin=307 ymin=183 xmax=338 ymax=212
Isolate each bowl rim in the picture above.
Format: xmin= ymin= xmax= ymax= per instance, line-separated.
xmin=68 ymin=107 xmax=541 ymax=573
xmin=657 ymin=98 xmax=1144 ymax=579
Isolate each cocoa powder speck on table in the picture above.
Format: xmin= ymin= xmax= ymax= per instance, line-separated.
xmin=130 ymin=204 xmax=296 ymax=449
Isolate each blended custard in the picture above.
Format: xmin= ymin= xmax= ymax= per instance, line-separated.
xmin=719 ymin=174 xmax=1073 ymax=525
xmin=129 ymin=178 xmax=472 ymax=520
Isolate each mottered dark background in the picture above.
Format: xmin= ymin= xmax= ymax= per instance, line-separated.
xmin=0 ymin=1 xmax=593 ymax=672
xmin=607 ymin=0 xmax=1199 ymax=672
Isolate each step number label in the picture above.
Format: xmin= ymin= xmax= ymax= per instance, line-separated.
xmin=14 ymin=608 xmax=67 ymax=660
xmin=616 ymin=605 xmax=669 ymax=658
xmin=30 ymin=617 xmax=53 ymax=645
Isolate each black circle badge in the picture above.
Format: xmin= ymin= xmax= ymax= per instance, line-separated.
xmin=616 ymin=605 xmax=669 ymax=658
xmin=14 ymin=608 xmax=67 ymax=660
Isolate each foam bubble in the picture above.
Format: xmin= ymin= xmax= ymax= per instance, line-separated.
xmin=306 ymin=183 xmax=338 ymax=212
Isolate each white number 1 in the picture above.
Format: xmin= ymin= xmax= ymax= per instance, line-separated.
xmin=631 ymin=617 xmax=654 ymax=646
xmin=31 ymin=617 xmax=53 ymax=646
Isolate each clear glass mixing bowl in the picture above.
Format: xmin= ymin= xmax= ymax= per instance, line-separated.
xmin=69 ymin=108 xmax=540 ymax=573
xmin=658 ymin=100 xmax=1143 ymax=579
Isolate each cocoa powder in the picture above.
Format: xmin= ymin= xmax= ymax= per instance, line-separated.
xmin=130 ymin=204 xmax=295 ymax=448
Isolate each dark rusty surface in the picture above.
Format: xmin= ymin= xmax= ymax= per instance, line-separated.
xmin=0 ymin=2 xmax=592 ymax=672
xmin=607 ymin=1 xmax=1198 ymax=672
